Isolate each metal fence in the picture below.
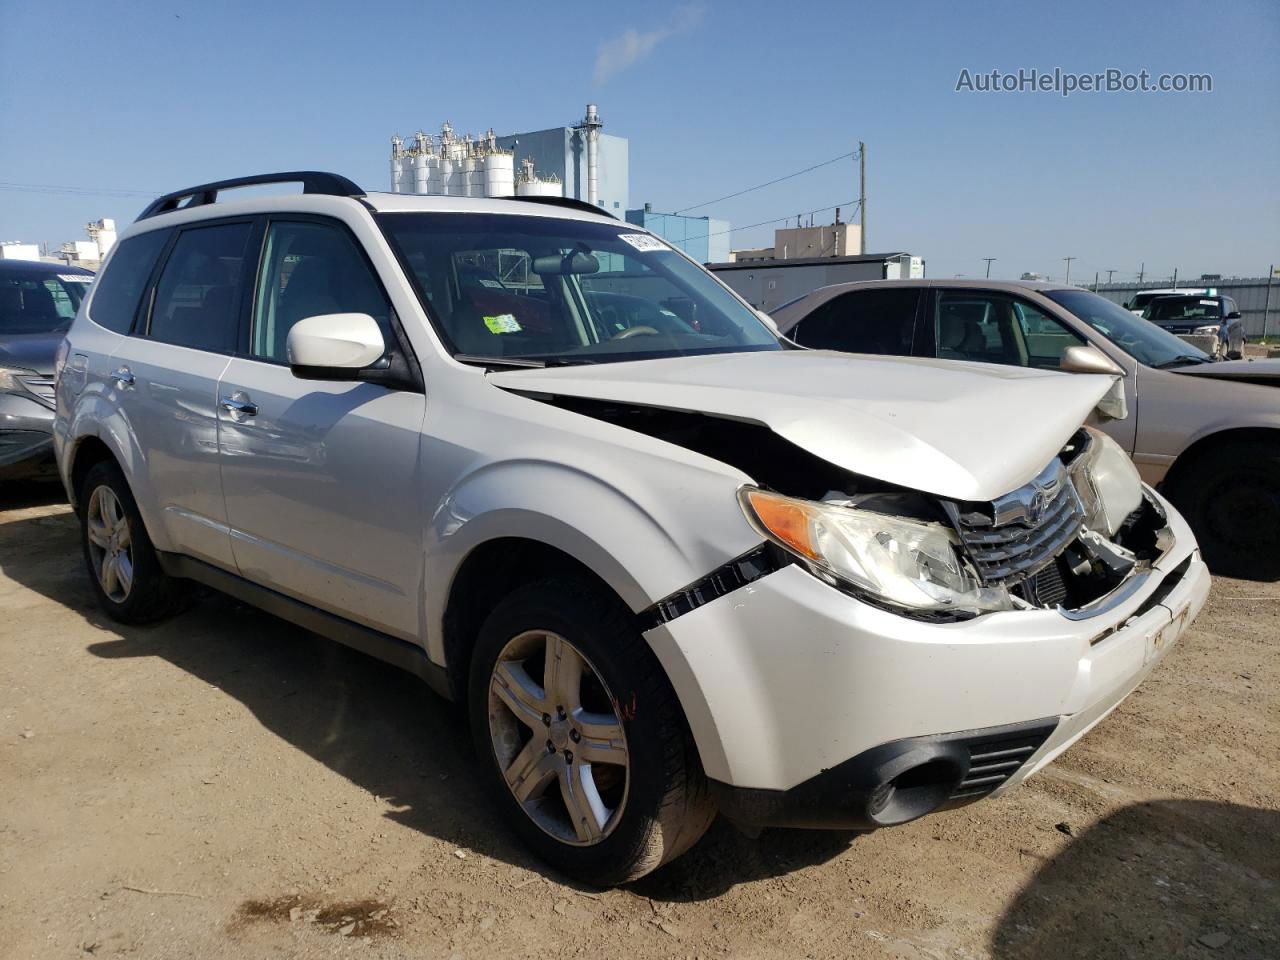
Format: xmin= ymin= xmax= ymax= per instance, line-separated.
xmin=1090 ymin=277 xmax=1278 ymax=339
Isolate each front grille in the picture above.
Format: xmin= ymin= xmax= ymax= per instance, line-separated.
xmin=949 ymin=723 xmax=1056 ymax=801
xmin=19 ymin=375 xmax=55 ymax=406
xmin=951 ymin=468 xmax=1084 ymax=584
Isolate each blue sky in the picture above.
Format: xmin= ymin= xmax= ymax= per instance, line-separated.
xmin=2 ymin=0 xmax=1276 ymax=281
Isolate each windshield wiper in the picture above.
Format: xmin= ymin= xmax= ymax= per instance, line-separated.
xmin=454 ymin=354 xmax=546 ymax=369
xmin=1152 ymin=354 xmax=1212 ymax=369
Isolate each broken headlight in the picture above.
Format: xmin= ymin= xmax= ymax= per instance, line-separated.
xmin=739 ymin=487 xmax=1016 ymax=616
xmin=1070 ymin=427 xmax=1143 ymax=538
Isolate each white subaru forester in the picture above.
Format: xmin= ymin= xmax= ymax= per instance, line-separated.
xmin=54 ymin=172 xmax=1209 ymax=885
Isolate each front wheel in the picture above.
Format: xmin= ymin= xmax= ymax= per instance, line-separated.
xmin=1166 ymin=441 xmax=1280 ymax=580
xmin=468 ymin=578 xmax=714 ymax=886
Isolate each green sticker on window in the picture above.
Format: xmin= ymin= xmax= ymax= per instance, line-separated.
xmin=484 ymin=313 xmax=521 ymax=334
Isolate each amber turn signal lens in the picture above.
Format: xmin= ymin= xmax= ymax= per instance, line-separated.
xmin=743 ymin=489 xmax=821 ymax=563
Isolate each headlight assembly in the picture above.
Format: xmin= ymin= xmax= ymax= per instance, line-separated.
xmin=1193 ymin=324 xmax=1221 ymax=336
xmin=0 ymin=365 xmax=37 ymax=395
xmin=739 ymin=487 xmax=1017 ymax=616
xmin=1070 ymin=427 xmax=1144 ymax=537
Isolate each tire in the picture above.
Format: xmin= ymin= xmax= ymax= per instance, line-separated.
xmin=77 ymin=460 xmax=189 ymax=623
xmin=1165 ymin=441 xmax=1280 ymax=580
xmin=468 ymin=577 xmax=715 ymax=886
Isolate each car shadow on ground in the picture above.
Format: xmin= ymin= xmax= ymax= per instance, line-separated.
xmin=992 ymin=799 xmax=1279 ymax=959
xmin=0 ymin=504 xmax=852 ymax=898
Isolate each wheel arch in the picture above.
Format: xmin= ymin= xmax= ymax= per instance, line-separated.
xmin=440 ymin=537 xmax=639 ymax=703
xmin=66 ymin=434 xmax=120 ymax=510
xmin=1162 ymin=426 xmax=1280 ymax=495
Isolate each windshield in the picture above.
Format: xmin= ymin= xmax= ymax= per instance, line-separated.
xmin=1144 ymin=297 xmax=1222 ymax=323
xmin=1045 ymin=289 xmax=1211 ymax=367
xmin=0 ymin=269 xmax=91 ymax=334
xmin=377 ymin=213 xmax=780 ymax=364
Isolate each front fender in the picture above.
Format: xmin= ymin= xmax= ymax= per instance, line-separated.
xmin=421 ymin=455 xmax=760 ymax=665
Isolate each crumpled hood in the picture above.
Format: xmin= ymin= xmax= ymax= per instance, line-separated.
xmin=489 ymin=350 xmax=1115 ymax=502
xmin=0 ymin=332 xmax=63 ymax=376
xmin=1170 ymin=357 xmax=1280 ymax=385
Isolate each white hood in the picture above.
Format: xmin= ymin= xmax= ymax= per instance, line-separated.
xmin=488 ymin=350 xmax=1115 ymax=502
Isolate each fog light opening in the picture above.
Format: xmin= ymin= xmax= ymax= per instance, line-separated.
xmin=869 ymin=759 xmax=963 ymax=826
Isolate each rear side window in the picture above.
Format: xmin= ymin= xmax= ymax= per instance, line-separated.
xmin=88 ymin=230 xmax=170 ymax=334
xmin=148 ymin=223 xmax=253 ymax=353
xmin=790 ymin=288 xmax=919 ymax=356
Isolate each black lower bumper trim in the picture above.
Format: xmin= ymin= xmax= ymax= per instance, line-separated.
xmin=711 ymin=717 xmax=1059 ymax=830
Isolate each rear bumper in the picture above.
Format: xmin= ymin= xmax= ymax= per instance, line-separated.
xmin=645 ymin=489 xmax=1210 ymax=817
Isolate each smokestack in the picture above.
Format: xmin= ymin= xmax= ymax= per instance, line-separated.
xmin=579 ymin=103 xmax=603 ymax=207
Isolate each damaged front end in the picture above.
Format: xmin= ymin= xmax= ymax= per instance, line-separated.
xmin=741 ymin=427 xmax=1169 ymax=621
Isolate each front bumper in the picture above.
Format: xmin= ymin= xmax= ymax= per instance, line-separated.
xmin=0 ymin=393 xmax=56 ymax=472
xmin=644 ymin=489 xmax=1209 ymax=822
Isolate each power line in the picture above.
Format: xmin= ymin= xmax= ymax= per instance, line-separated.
xmin=680 ymin=198 xmax=861 ymax=244
xmin=0 ymin=180 xmax=155 ymax=199
xmin=673 ymin=149 xmax=859 ymax=215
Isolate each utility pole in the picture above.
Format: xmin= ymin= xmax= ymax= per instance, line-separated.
xmin=1105 ymin=269 xmax=1116 ymax=285
xmin=858 ymin=141 xmax=866 ymax=254
xmin=983 ymin=258 xmax=996 ymax=278
xmin=1093 ymin=271 xmax=1099 ymax=291
xmin=1138 ymin=262 xmax=1145 ymax=284
xmin=1263 ymin=264 xmax=1275 ymax=341
xmin=1063 ymin=257 xmax=1076 ymax=285
xmin=1172 ymin=267 xmax=1178 ymax=290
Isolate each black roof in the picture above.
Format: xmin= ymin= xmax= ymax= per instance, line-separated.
xmin=0 ymin=259 xmax=94 ymax=275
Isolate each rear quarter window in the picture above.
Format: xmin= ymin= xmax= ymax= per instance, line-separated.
xmin=88 ymin=229 xmax=171 ymax=334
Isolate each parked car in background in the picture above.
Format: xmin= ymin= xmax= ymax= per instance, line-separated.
xmin=1143 ymin=293 xmax=1244 ymax=359
xmin=1 ymin=260 xmax=94 ymax=479
xmin=773 ymin=279 xmax=1280 ymax=579
xmin=1126 ymin=286 xmax=1215 ymax=315
xmin=56 ymin=174 xmax=1208 ymax=884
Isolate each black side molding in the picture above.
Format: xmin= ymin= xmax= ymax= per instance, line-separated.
xmin=137 ymin=171 xmax=365 ymax=221
xmin=156 ymin=552 xmax=450 ymax=699
xmin=636 ymin=543 xmax=789 ymax=631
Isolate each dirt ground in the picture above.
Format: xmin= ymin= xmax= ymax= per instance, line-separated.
xmin=1 ymin=481 xmax=1276 ymax=960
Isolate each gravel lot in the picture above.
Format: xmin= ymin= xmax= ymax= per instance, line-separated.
xmin=2 ymin=482 xmax=1276 ymax=959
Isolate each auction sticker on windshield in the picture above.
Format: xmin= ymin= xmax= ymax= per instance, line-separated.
xmin=618 ymin=234 xmax=671 ymax=253
xmin=59 ymin=274 xmax=93 ymax=283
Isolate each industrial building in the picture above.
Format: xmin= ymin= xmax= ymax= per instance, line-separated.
xmin=389 ymin=104 xmax=627 ymax=212
xmin=624 ymin=204 xmax=729 ymax=263
xmin=1 ymin=218 xmax=116 ymax=268
xmin=730 ymin=215 xmax=862 ymax=264
xmin=709 ymin=252 xmax=925 ymax=313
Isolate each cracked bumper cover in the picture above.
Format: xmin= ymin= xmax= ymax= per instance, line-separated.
xmin=643 ymin=488 xmax=1209 ymax=824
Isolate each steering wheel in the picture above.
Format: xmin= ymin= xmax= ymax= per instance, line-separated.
xmin=611 ymin=325 xmax=661 ymax=340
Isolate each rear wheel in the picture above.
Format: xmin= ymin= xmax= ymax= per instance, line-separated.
xmin=1165 ymin=441 xmax=1280 ymax=580
xmin=78 ymin=460 xmax=188 ymax=623
xmin=468 ymin=577 xmax=714 ymax=885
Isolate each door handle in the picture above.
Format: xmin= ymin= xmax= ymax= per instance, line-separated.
xmin=220 ymin=392 xmax=258 ymax=420
xmin=111 ymin=367 xmax=135 ymax=388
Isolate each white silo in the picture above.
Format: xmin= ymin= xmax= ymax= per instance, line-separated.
xmin=413 ymin=153 xmax=429 ymax=195
xmin=484 ymin=151 xmax=514 ymax=197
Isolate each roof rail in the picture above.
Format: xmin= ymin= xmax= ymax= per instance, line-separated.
xmin=501 ymin=195 xmax=617 ymax=220
xmin=136 ymin=171 xmax=364 ymax=221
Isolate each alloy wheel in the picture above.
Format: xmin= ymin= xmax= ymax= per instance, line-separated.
xmin=86 ymin=485 xmax=134 ymax=603
xmin=487 ymin=630 xmax=629 ymax=845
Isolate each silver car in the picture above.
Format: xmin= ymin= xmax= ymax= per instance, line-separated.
xmin=773 ymin=279 xmax=1280 ymax=579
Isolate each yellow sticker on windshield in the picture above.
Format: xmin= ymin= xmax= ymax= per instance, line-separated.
xmin=483 ymin=314 xmax=521 ymax=334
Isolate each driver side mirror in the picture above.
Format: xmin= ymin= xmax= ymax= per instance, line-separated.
xmin=1059 ymin=344 xmax=1125 ymax=377
xmin=288 ymin=313 xmax=386 ymax=381
xmin=1226 ymin=311 xmax=1241 ymax=320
